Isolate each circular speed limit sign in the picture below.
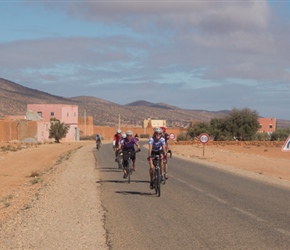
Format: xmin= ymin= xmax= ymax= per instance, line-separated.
xmin=169 ymin=133 xmax=175 ymax=140
xmin=199 ymin=133 xmax=209 ymax=144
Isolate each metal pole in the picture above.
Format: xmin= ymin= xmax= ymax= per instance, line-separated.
xmin=84 ymin=107 xmax=86 ymax=136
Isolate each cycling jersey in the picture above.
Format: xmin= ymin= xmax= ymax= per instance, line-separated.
xmin=120 ymin=137 xmax=138 ymax=151
xmin=149 ymin=136 xmax=166 ymax=152
xmin=113 ymin=133 xmax=122 ymax=146
xmin=162 ymin=133 xmax=169 ymax=143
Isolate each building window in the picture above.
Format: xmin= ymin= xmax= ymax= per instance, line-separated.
xmin=51 ymin=112 xmax=54 ymax=116
xmin=67 ymin=112 xmax=69 ymax=117
xmin=269 ymin=124 xmax=273 ymax=129
xmin=37 ymin=112 xmax=42 ymax=118
xmin=74 ymin=112 xmax=76 ymax=117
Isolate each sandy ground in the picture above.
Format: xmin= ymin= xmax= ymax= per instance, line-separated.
xmin=0 ymin=139 xmax=290 ymax=247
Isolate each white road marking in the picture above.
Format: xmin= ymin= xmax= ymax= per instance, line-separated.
xmin=206 ymin=193 xmax=227 ymax=204
xmin=233 ymin=207 xmax=266 ymax=222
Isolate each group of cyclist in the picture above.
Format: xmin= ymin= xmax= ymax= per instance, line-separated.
xmin=112 ymin=127 xmax=171 ymax=189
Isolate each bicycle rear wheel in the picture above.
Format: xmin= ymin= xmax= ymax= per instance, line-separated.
xmin=154 ymin=171 xmax=158 ymax=194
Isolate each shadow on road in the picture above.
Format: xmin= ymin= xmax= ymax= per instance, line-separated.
xmin=115 ymin=191 xmax=153 ymax=196
xmin=96 ymin=179 xmax=149 ymax=184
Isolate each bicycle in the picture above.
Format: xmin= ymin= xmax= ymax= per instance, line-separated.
xmin=122 ymin=149 xmax=140 ymax=184
xmin=152 ymin=154 xmax=163 ymax=197
xmin=96 ymin=140 xmax=101 ymax=151
xmin=163 ymin=150 xmax=172 ymax=183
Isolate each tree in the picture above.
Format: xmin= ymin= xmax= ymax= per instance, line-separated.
xmin=187 ymin=121 xmax=211 ymax=139
xmin=223 ymin=107 xmax=260 ymax=141
xmin=49 ymin=118 xmax=70 ymax=143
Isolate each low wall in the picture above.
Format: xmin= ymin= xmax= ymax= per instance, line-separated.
xmin=93 ymin=126 xmax=187 ymax=140
xmin=170 ymin=140 xmax=285 ymax=147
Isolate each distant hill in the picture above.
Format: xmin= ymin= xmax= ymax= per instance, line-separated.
xmin=1 ymin=77 xmax=290 ymax=128
xmin=125 ymin=100 xmax=181 ymax=110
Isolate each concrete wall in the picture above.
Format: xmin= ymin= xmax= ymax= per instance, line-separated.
xmin=78 ymin=116 xmax=94 ymax=136
xmin=93 ymin=126 xmax=187 ymax=141
xmin=0 ymin=119 xmax=39 ymax=142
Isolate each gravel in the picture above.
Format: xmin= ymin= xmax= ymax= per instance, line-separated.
xmin=0 ymin=145 xmax=108 ymax=250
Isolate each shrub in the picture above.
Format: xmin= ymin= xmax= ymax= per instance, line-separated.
xmin=140 ymin=134 xmax=150 ymax=138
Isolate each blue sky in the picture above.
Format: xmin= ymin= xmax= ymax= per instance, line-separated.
xmin=1 ymin=1 xmax=290 ymax=119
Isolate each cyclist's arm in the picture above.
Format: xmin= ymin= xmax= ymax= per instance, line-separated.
xmin=148 ymin=144 xmax=152 ymax=157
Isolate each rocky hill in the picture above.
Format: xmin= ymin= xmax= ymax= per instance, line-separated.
xmin=1 ymin=78 xmax=290 ymax=128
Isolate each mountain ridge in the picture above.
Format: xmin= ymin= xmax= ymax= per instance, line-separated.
xmin=1 ymin=78 xmax=289 ymax=128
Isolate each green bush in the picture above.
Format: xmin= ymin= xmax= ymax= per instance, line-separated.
xmin=140 ymin=134 xmax=150 ymax=138
xmin=177 ymin=133 xmax=191 ymax=141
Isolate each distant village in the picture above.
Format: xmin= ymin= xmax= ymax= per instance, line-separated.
xmin=0 ymin=104 xmax=276 ymax=143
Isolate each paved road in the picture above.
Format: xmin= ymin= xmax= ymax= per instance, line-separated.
xmin=96 ymin=142 xmax=290 ymax=250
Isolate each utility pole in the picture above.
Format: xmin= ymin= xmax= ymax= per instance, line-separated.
xmin=84 ymin=105 xmax=87 ymax=136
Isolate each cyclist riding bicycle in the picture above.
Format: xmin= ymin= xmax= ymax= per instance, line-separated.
xmin=147 ymin=127 xmax=167 ymax=189
xmin=160 ymin=126 xmax=171 ymax=179
xmin=113 ymin=129 xmax=122 ymax=162
xmin=96 ymin=134 xmax=102 ymax=143
xmin=118 ymin=130 xmax=141 ymax=178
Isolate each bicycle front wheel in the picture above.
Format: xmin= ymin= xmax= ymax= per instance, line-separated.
xmin=156 ymin=168 xmax=161 ymax=197
xmin=127 ymin=160 xmax=132 ymax=184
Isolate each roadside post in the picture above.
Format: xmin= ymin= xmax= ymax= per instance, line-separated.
xmin=198 ymin=133 xmax=210 ymax=157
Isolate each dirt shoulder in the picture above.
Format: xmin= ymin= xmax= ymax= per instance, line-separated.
xmin=170 ymin=141 xmax=290 ymax=187
xmin=0 ymin=140 xmax=95 ymax=224
xmin=0 ymin=142 xmax=108 ymax=249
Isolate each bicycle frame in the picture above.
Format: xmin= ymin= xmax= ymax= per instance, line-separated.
xmin=152 ymin=154 xmax=161 ymax=197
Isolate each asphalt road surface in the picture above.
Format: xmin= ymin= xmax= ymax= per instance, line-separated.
xmin=96 ymin=142 xmax=290 ymax=250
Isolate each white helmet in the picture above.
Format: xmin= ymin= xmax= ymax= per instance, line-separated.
xmin=122 ymin=132 xmax=126 ymax=138
xmin=126 ymin=130 xmax=133 ymax=136
xmin=116 ymin=129 xmax=121 ymax=134
xmin=154 ymin=127 xmax=162 ymax=134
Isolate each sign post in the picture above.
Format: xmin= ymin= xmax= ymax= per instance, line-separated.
xmin=198 ymin=133 xmax=210 ymax=157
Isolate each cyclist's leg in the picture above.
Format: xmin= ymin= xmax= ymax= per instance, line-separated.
xmin=149 ymin=155 xmax=154 ymax=189
xmin=160 ymin=152 xmax=165 ymax=181
xmin=122 ymin=152 xmax=128 ymax=178
xmin=132 ymin=153 xmax=136 ymax=171
xmin=164 ymin=156 xmax=168 ymax=179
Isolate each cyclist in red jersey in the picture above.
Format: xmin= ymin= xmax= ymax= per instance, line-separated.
xmin=113 ymin=129 xmax=122 ymax=161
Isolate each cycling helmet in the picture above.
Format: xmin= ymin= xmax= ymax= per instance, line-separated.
xmin=126 ymin=130 xmax=133 ymax=136
xmin=122 ymin=132 xmax=126 ymax=138
xmin=160 ymin=126 xmax=166 ymax=133
xmin=154 ymin=127 xmax=163 ymax=134
xmin=116 ymin=129 xmax=121 ymax=134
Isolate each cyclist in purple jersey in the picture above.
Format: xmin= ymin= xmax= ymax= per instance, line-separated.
xmin=147 ymin=127 xmax=167 ymax=189
xmin=118 ymin=130 xmax=140 ymax=178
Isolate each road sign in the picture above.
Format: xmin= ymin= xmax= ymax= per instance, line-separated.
xmin=169 ymin=133 xmax=175 ymax=140
xmin=199 ymin=133 xmax=209 ymax=144
xmin=281 ymin=135 xmax=290 ymax=152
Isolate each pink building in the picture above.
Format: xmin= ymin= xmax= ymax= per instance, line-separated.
xmin=27 ymin=104 xmax=79 ymax=141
